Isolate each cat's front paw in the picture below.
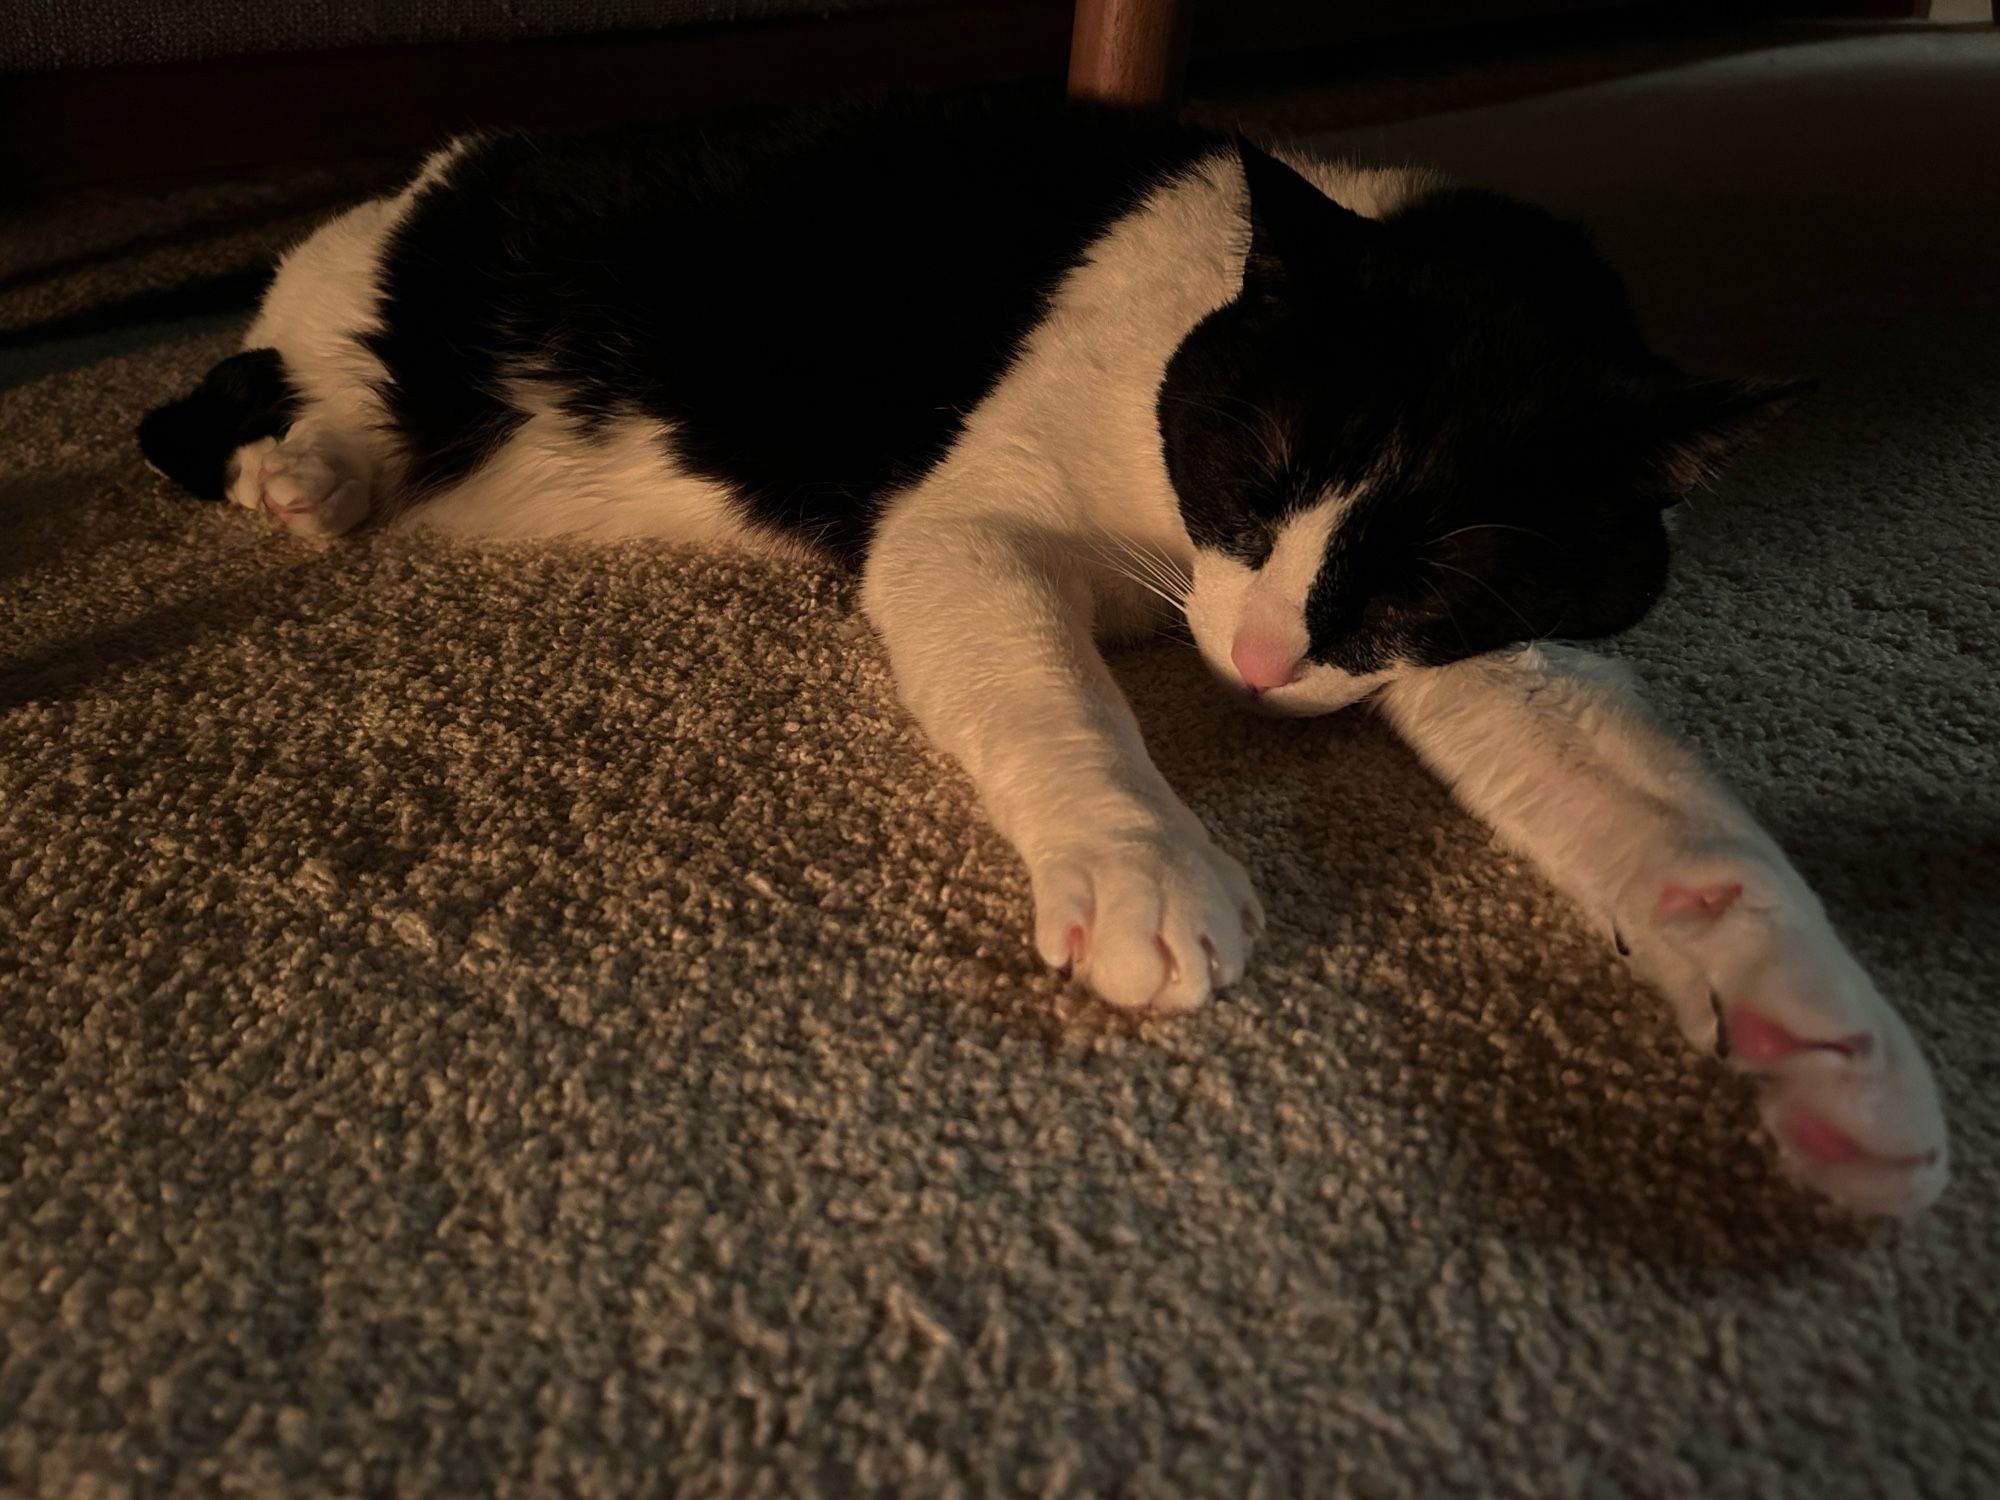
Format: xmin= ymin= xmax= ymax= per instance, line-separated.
xmin=229 ymin=431 xmax=370 ymax=541
xmin=1617 ymin=853 xmax=1949 ymax=1216
xmin=1028 ymin=819 xmax=1263 ymax=1014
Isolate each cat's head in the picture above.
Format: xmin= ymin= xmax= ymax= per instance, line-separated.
xmin=1160 ymin=142 xmax=1804 ymax=714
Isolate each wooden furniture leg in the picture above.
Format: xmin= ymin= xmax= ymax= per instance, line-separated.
xmin=1067 ymin=0 xmax=1191 ymax=108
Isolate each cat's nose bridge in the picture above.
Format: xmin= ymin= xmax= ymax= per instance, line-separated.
xmin=1230 ymin=629 xmax=1306 ymax=691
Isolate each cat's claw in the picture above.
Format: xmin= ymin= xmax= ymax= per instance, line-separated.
xmin=1616 ymin=852 xmax=1949 ymax=1215
xmin=1030 ymin=823 xmax=1261 ymax=1013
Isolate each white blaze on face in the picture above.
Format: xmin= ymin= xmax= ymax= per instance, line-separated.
xmin=1185 ymin=489 xmax=1399 ymax=715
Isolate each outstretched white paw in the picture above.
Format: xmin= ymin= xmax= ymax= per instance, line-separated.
xmin=228 ymin=429 xmax=370 ymax=540
xmin=1616 ymin=852 xmax=1949 ymax=1216
xmin=1028 ymin=815 xmax=1263 ymax=1014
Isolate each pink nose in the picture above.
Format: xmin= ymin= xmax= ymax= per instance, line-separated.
xmin=1230 ymin=631 xmax=1304 ymax=691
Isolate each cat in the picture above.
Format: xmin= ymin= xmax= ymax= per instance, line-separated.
xmin=137 ymin=98 xmax=1947 ymax=1215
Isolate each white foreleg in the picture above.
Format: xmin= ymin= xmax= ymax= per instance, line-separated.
xmin=863 ymin=504 xmax=1261 ymax=1013
xmin=1377 ymin=645 xmax=1948 ymax=1215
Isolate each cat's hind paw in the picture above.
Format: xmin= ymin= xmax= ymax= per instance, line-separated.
xmin=1618 ymin=854 xmax=1949 ymax=1216
xmin=1029 ymin=821 xmax=1263 ymax=1014
xmin=229 ymin=430 xmax=370 ymax=540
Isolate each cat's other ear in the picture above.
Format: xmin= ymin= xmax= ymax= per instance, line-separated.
xmin=1237 ymin=138 xmax=1371 ymax=300
xmin=1646 ymin=374 xmax=1816 ymax=499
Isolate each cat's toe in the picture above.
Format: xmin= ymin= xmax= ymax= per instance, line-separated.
xmin=262 ymin=457 xmax=368 ymax=540
xmin=227 ymin=430 xmax=370 ymax=539
xmin=1728 ymin=999 xmax=1949 ymax=1216
xmin=1031 ymin=831 xmax=1257 ymax=1014
xmin=1622 ymin=853 xmax=1950 ymax=1215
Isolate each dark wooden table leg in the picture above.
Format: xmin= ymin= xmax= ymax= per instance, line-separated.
xmin=1067 ymin=0 xmax=1191 ymax=109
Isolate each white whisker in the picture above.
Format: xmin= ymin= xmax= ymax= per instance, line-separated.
xmin=1425 ymin=559 xmax=1543 ymax=638
xmin=1078 ymin=532 xmax=1191 ymax=619
xmin=1419 ymin=576 xmax=1472 ymax=655
xmin=1430 ymin=522 xmax=1554 ymax=548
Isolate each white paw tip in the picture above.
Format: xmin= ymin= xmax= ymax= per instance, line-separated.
xmin=1763 ymin=1099 xmax=1949 ymax=1216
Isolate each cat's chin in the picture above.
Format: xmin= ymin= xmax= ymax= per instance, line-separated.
xmin=1232 ymin=671 xmax=1391 ymax=718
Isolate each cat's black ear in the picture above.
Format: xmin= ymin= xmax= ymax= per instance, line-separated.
xmin=1645 ymin=375 xmax=1815 ymax=499
xmin=1237 ymin=138 xmax=1371 ymax=300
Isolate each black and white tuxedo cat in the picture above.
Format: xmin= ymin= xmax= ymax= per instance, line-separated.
xmin=139 ymin=99 xmax=1948 ymax=1214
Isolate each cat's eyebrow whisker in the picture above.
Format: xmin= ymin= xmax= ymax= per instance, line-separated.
xmin=1419 ymin=576 xmax=1473 ymax=655
xmin=1163 ymin=393 xmax=1291 ymax=482
xmin=1428 ymin=522 xmax=1555 ymax=548
xmin=1425 ymin=559 xmax=1544 ymax=638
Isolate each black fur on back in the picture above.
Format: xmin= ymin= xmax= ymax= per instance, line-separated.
xmin=366 ymin=98 xmax=1223 ymax=554
xmin=137 ymin=347 xmax=299 ymax=501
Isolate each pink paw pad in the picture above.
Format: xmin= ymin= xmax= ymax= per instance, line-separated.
xmin=1064 ymin=924 xmax=1086 ymax=964
xmin=1779 ymin=1104 xmax=1940 ymax=1171
xmin=1780 ymin=1105 xmax=1867 ymax=1165
xmin=1727 ymin=1008 xmax=1870 ymax=1067
xmin=1659 ymin=880 xmax=1744 ymax=919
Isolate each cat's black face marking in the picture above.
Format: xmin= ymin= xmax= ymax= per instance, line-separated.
xmin=1160 ymin=143 xmax=1802 ymax=673
xmin=137 ymin=347 xmax=300 ymax=501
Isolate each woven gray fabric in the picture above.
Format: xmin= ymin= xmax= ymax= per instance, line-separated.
xmin=0 ymin=1 xmax=915 ymax=75
xmin=2 ymin=33 xmax=1996 ymax=1499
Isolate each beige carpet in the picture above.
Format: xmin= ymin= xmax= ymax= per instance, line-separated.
xmin=3 ymin=32 xmax=1997 ymax=1500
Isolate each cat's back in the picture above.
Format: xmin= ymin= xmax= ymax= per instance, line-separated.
xmin=408 ymin=97 xmax=1221 ymax=287
xmin=361 ymin=96 xmax=1225 ymax=545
